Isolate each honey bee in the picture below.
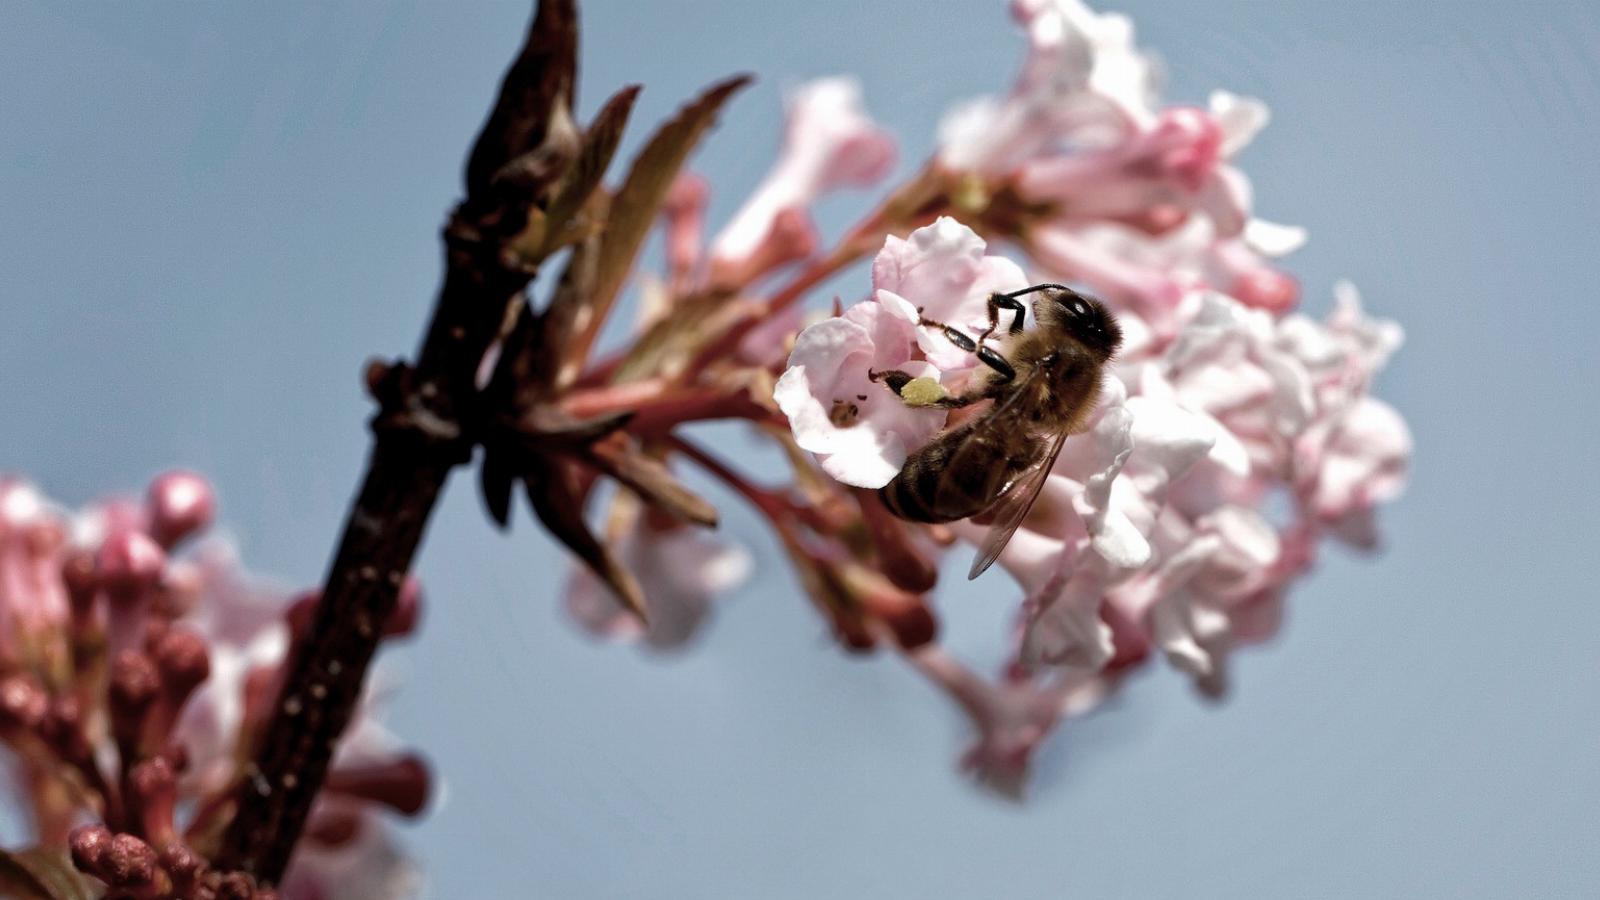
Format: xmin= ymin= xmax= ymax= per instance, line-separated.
xmin=870 ymin=284 xmax=1123 ymax=579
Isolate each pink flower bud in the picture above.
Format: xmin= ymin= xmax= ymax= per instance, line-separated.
xmin=325 ymin=753 xmax=432 ymax=817
xmin=662 ymin=172 xmax=709 ymax=284
xmin=103 ymin=832 xmax=159 ymax=889
xmin=0 ymin=672 xmax=48 ymax=730
xmin=146 ymin=470 xmax=215 ymax=549
xmin=69 ymin=823 xmax=113 ymax=874
xmin=831 ymin=611 xmax=878 ymax=653
xmin=153 ymin=626 xmax=211 ymax=717
xmin=42 ymin=695 xmax=92 ymax=762
xmin=1139 ymin=107 xmax=1222 ymax=191
xmin=109 ymin=649 xmax=159 ymax=756
xmin=303 ymin=808 xmax=364 ymax=848
xmin=128 ymin=756 xmax=178 ymax=848
xmin=856 ymin=490 xmax=938 ymax=595
xmin=708 ymin=207 xmax=818 ymax=289
xmin=839 ymin=561 xmax=939 ymax=650
xmin=872 ymin=591 xmax=940 ymax=651
xmin=216 ymin=869 xmax=265 ymax=899
xmin=95 ymin=529 xmax=166 ymax=599
xmin=159 ymin=843 xmax=204 ymax=893
xmin=153 ymin=558 xmax=203 ymax=619
xmin=1230 ymin=267 xmax=1299 ymax=314
xmin=61 ymin=548 xmax=98 ymax=614
xmin=285 ymin=588 xmax=321 ymax=642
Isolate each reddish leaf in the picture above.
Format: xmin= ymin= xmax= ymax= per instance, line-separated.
xmin=525 ymin=463 xmax=647 ymax=622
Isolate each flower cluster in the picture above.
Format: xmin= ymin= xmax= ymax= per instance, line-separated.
xmin=1 ymin=1 xmax=1417 ymax=891
xmin=548 ymin=0 xmax=1409 ymax=796
xmin=0 ymin=473 xmax=426 ymax=898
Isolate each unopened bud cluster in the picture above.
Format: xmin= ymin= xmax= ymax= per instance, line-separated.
xmin=0 ymin=473 xmax=428 ymax=898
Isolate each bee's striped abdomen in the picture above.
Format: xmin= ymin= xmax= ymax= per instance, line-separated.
xmin=880 ymin=422 xmax=1019 ymax=523
xmin=879 ymin=448 xmax=958 ymax=522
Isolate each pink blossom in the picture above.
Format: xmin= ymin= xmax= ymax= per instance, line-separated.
xmin=1159 ymin=291 xmax=1316 ymax=476
xmin=710 ymin=77 xmax=895 ymax=282
xmin=1018 ymin=551 xmax=1117 ymax=670
xmin=870 ymin=216 xmax=1030 ymax=371
xmin=1279 ymin=283 xmax=1410 ymax=542
xmin=774 ymin=291 xmax=944 ymax=488
xmin=938 ymin=0 xmax=1158 ymax=175
xmin=777 ymin=217 xmax=1041 ymax=487
xmin=1106 ymin=504 xmax=1281 ymax=685
xmin=565 ymin=520 xmax=752 ymax=650
xmin=1279 ymin=279 xmax=1406 ymax=411
xmin=909 ymin=646 xmax=1067 ymax=798
xmin=168 ymin=540 xmax=296 ymax=796
xmin=1017 ymin=92 xmax=1267 ymax=239
xmin=1005 ymin=376 xmax=1224 ymax=669
xmin=1031 ymin=215 xmax=1304 ymax=335
xmin=1094 ymin=285 xmax=1404 ymax=688
xmin=909 ymin=643 xmax=1118 ymax=798
xmin=1300 ymin=396 xmax=1411 ymax=545
xmin=660 ymin=172 xmax=709 ymax=287
xmin=1029 ymin=222 xmax=1188 ymax=333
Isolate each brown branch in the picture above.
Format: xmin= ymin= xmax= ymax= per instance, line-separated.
xmin=212 ymin=0 xmax=581 ymax=882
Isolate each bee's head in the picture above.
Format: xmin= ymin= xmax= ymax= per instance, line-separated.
xmin=1038 ymin=287 xmax=1122 ymax=360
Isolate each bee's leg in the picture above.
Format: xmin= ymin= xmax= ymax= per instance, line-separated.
xmin=978 ymin=291 xmax=1029 ymax=342
xmin=974 ymin=345 xmax=1016 ymax=383
xmin=867 ymin=368 xmax=917 ymax=394
xmin=868 ymin=368 xmax=983 ymax=409
xmin=919 ymin=317 xmax=980 ymax=354
xmin=915 ymin=315 xmax=1019 ymax=385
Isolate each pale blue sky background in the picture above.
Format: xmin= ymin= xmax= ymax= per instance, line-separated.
xmin=3 ymin=1 xmax=1599 ymax=897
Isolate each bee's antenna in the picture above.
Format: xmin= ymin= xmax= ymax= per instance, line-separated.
xmin=1000 ymin=283 xmax=1074 ymax=300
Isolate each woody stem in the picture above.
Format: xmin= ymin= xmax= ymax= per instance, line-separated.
xmin=212 ymin=0 xmax=579 ymax=882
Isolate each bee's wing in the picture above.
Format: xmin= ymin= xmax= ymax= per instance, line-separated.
xmin=967 ymin=422 xmax=1072 ymax=580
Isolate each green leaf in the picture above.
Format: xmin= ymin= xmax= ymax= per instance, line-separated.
xmin=0 ymin=847 xmax=97 ymax=900
xmin=536 ymin=84 xmax=641 ymax=257
xmin=575 ymin=74 xmax=753 ymax=362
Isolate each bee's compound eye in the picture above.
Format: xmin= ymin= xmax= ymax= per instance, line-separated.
xmin=1059 ymin=295 xmax=1090 ymax=321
